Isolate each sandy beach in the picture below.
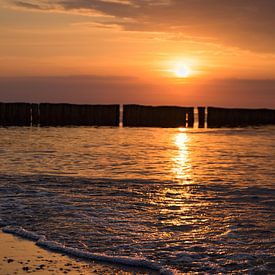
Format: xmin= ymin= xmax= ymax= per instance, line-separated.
xmin=0 ymin=231 xmax=156 ymax=275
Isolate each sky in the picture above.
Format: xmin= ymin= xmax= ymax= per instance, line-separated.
xmin=0 ymin=0 xmax=275 ymax=107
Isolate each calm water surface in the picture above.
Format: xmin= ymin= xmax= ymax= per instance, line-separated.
xmin=0 ymin=127 xmax=274 ymax=273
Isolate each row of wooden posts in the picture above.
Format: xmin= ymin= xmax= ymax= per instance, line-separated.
xmin=0 ymin=103 xmax=275 ymax=128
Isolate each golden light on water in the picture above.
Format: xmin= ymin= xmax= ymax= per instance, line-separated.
xmin=172 ymin=130 xmax=193 ymax=183
xmin=175 ymin=130 xmax=189 ymax=147
xmin=156 ymin=130 xmax=194 ymax=230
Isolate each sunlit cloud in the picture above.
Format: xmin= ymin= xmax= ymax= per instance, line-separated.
xmin=6 ymin=0 xmax=275 ymax=52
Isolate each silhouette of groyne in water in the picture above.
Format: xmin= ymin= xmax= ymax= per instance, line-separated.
xmin=123 ymin=105 xmax=194 ymax=128
xmin=207 ymin=107 xmax=275 ymax=128
xmin=0 ymin=103 xmax=274 ymax=128
xmin=0 ymin=103 xmax=119 ymax=126
xmin=38 ymin=103 xmax=119 ymax=126
xmin=0 ymin=103 xmax=31 ymax=126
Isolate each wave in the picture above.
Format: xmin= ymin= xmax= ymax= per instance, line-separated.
xmin=1 ymin=225 xmax=176 ymax=275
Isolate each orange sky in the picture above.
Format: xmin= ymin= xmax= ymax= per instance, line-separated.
xmin=0 ymin=0 xmax=275 ymax=107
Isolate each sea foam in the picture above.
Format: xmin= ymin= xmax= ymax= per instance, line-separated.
xmin=2 ymin=226 xmax=176 ymax=275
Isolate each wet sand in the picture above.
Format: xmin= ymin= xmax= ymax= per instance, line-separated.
xmin=0 ymin=232 xmax=156 ymax=274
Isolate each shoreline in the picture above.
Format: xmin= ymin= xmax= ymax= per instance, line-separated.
xmin=0 ymin=231 xmax=159 ymax=274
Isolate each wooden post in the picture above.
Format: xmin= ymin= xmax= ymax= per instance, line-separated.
xmin=0 ymin=103 xmax=31 ymax=126
xmin=187 ymin=107 xmax=194 ymax=128
xmin=31 ymin=103 xmax=39 ymax=126
xmin=0 ymin=103 xmax=4 ymax=126
xmin=198 ymin=107 xmax=205 ymax=128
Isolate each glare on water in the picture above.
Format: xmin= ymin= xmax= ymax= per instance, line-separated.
xmin=172 ymin=130 xmax=192 ymax=182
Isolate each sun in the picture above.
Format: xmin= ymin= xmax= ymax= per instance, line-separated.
xmin=174 ymin=64 xmax=190 ymax=78
xmin=161 ymin=58 xmax=196 ymax=79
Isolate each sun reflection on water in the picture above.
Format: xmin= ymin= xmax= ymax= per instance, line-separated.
xmin=172 ymin=130 xmax=193 ymax=184
xmin=155 ymin=129 xmax=195 ymax=230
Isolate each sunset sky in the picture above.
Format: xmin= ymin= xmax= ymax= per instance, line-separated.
xmin=1 ymin=0 xmax=275 ymax=107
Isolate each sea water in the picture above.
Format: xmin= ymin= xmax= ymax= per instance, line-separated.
xmin=0 ymin=126 xmax=274 ymax=273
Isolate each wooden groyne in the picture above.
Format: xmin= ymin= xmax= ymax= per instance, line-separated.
xmin=207 ymin=107 xmax=275 ymax=127
xmin=39 ymin=104 xmax=119 ymax=126
xmin=123 ymin=105 xmax=194 ymax=128
xmin=0 ymin=103 xmax=120 ymax=127
xmin=0 ymin=103 xmax=31 ymax=126
xmin=0 ymin=103 xmax=274 ymax=128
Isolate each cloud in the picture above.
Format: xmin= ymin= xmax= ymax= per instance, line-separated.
xmin=8 ymin=0 xmax=275 ymax=52
xmin=11 ymin=0 xmax=58 ymax=10
xmin=12 ymin=1 xmax=45 ymax=10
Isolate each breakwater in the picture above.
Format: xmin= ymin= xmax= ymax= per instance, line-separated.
xmin=0 ymin=103 xmax=274 ymax=128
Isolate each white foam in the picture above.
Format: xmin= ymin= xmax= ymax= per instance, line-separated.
xmin=2 ymin=226 xmax=43 ymax=241
xmin=2 ymin=226 xmax=176 ymax=275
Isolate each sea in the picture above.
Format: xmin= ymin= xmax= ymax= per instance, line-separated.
xmin=0 ymin=126 xmax=274 ymax=274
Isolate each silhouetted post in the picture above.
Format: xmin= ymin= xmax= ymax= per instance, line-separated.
xmin=187 ymin=107 xmax=194 ymax=128
xmin=31 ymin=103 xmax=39 ymax=126
xmin=0 ymin=103 xmax=31 ymax=126
xmin=198 ymin=107 xmax=205 ymax=128
xmin=0 ymin=103 xmax=4 ymax=126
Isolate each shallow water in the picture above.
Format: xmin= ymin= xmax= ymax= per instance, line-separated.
xmin=0 ymin=126 xmax=274 ymax=273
